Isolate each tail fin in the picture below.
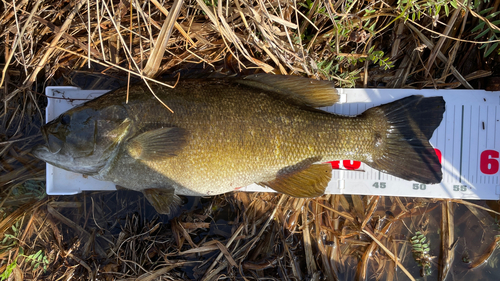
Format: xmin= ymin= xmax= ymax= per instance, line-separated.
xmin=364 ymin=95 xmax=445 ymax=184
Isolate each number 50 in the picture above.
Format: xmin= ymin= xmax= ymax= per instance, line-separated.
xmin=413 ymin=183 xmax=426 ymax=190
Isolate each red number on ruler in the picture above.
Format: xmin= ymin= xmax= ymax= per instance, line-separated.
xmin=328 ymin=161 xmax=340 ymax=169
xmin=434 ymin=148 xmax=442 ymax=163
xmin=343 ymin=160 xmax=361 ymax=170
xmin=327 ymin=160 xmax=361 ymax=170
xmin=480 ymin=150 xmax=499 ymax=175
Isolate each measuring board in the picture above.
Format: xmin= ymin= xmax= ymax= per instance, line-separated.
xmin=43 ymin=86 xmax=500 ymax=199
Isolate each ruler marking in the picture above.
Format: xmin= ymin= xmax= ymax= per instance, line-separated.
xmin=444 ymin=105 xmax=449 ymax=182
xmin=467 ymin=105 xmax=471 ymax=182
xmin=470 ymin=105 xmax=474 ymax=183
xmin=481 ymin=106 xmax=486 ymax=184
xmin=460 ymin=105 xmax=464 ymax=183
xmin=467 ymin=105 xmax=473 ymax=183
xmin=484 ymin=105 xmax=490 ymax=184
xmin=473 ymin=105 xmax=476 ymax=184
xmin=477 ymin=105 xmax=481 ymax=184
xmin=486 ymin=105 xmax=489 ymax=147
xmin=452 ymin=106 xmax=456 ymax=182
xmin=453 ymin=105 xmax=457 ymax=182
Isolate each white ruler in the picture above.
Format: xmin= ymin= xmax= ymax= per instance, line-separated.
xmin=44 ymin=87 xmax=500 ymax=199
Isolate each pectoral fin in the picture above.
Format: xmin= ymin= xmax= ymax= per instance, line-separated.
xmin=126 ymin=127 xmax=187 ymax=161
xmin=236 ymin=74 xmax=339 ymax=107
xmin=260 ymin=163 xmax=332 ymax=198
xmin=143 ymin=188 xmax=182 ymax=215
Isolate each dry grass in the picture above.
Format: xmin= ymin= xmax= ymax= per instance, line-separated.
xmin=1 ymin=0 xmax=500 ymax=280
xmin=1 ymin=191 xmax=500 ymax=280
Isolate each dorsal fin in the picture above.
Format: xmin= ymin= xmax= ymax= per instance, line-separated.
xmin=235 ymin=74 xmax=339 ymax=107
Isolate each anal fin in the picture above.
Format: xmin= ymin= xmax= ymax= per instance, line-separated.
xmin=260 ymin=163 xmax=332 ymax=198
xmin=143 ymin=188 xmax=182 ymax=215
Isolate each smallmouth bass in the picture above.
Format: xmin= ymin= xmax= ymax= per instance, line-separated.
xmin=33 ymin=74 xmax=445 ymax=214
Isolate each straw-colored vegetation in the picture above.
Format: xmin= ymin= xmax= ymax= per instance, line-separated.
xmin=1 ymin=0 xmax=500 ymax=280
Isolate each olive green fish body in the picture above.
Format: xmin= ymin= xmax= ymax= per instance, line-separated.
xmin=33 ymin=74 xmax=445 ymax=214
xmin=96 ymin=80 xmax=381 ymax=196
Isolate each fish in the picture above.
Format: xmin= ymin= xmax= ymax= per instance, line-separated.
xmin=32 ymin=74 xmax=445 ymax=214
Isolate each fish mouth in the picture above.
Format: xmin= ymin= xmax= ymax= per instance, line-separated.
xmin=46 ymin=134 xmax=63 ymax=154
xmin=32 ymin=126 xmax=64 ymax=161
xmin=39 ymin=125 xmax=64 ymax=154
xmin=31 ymin=144 xmax=71 ymax=173
xmin=32 ymin=143 xmax=104 ymax=175
xmin=31 ymin=144 xmax=52 ymax=161
xmin=31 ymin=144 xmax=69 ymax=170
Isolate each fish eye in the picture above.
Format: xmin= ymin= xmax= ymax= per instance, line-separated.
xmin=60 ymin=114 xmax=71 ymax=125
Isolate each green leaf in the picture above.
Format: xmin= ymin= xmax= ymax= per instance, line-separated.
xmin=369 ymin=22 xmax=376 ymax=32
xmin=473 ymin=0 xmax=481 ymax=9
xmin=32 ymin=250 xmax=42 ymax=260
xmin=471 ymin=21 xmax=486 ymax=33
xmin=479 ymin=43 xmax=488 ymax=49
xmin=3 ymin=234 xmax=15 ymax=239
xmin=490 ymin=19 xmax=500 ymax=26
xmin=475 ymin=28 xmax=490 ymax=39
xmin=0 ymin=259 xmax=17 ymax=281
xmin=444 ymin=4 xmax=450 ymax=17
xmin=486 ymin=11 xmax=500 ymax=19
xmin=479 ymin=7 xmax=495 ymax=16
xmin=450 ymin=0 xmax=458 ymax=9
xmin=484 ymin=42 xmax=499 ymax=57
xmin=326 ymin=60 xmax=334 ymax=71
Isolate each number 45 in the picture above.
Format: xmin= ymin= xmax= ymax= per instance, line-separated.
xmin=373 ymin=182 xmax=386 ymax=188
